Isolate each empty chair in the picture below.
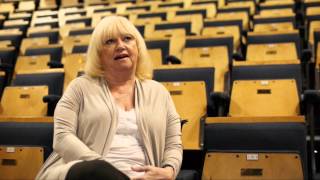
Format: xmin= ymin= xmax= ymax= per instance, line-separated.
xmin=38 ymin=0 xmax=57 ymax=10
xmin=62 ymin=53 xmax=86 ymax=90
xmin=216 ymin=8 xmax=250 ymax=30
xmin=169 ymin=5 xmax=216 ymax=20
xmin=61 ymin=0 xmax=82 ymax=8
xmin=11 ymin=69 xmax=65 ymax=116
xmin=62 ymin=35 xmax=91 ymax=54
xmin=202 ymin=19 xmax=242 ymax=51
xmin=0 ymin=146 xmax=43 ymax=180
xmin=162 ymin=81 xmax=207 ymax=150
xmin=0 ymin=86 xmax=48 ymax=117
xmin=16 ymin=1 xmax=36 ymax=12
xmin=145 ymin=37 xmax=184 ymax=66
xmin=2 ymin=19 xmax=30 ymax=35
xmin=31 ymin=16 xmax=59 ymax=28
xmin=0 ymin=46 xmax=17 ymax=70
xmin=260 ymin=0 xmax=295 ymax=10
xmin=203 ymin=79 xmax=308 ymax=180
xmin=0 ymin=29 xmax=23 ymax=49
xmin=144 ymin=17 xmax=200 ymax=36
xmin=14 ymin=55 xmax=51 ymax=75
xmin=247 ymin=30 xmax=302 ymax=60
xmin=154 ymin=67 xmax=214 ymax=175
xmin=0 ymin=122 xmax=53 ymax=179
xmin=181 ymin=44 xmax=229 ymax=93
xmin=246 ymin=43 xmax=298 ymax=62
xmin=27 ymin=28 xmax=59 ymax=44
xmin=253 ymin=8 xmax=296 ymax=28
xmin=20 ymin=37 xmax=49 ymax=55
xmin=24 ymin=44 xmax=63 ymax=68
xmin=253 ymin=22 xmax=294 ymax=32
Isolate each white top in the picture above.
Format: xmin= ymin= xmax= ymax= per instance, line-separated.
xmin=104 ymin=106 xmax=147 ymax=177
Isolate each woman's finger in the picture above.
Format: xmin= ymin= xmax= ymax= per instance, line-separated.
xmin=131 ymin=165 xmax=150 ymax=172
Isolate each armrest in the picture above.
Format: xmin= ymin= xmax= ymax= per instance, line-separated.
xmin=302 ymin=90 xmax=320 ymax=104
xmin=199 ymin=115 xmax=206 ymax=149
xmin=301 ymin=49 xmax=312 ymax=63
xmin=43 ymin=95 xmax=61 ymax=103
xmin=180 ymin=119 xmax=188 ymax=129
xmin=47 ymin=61 xmax=64 ymax=68
xmin=0 ymin=63 xmax=13 ymax=69
xmin=232 ymin=52 xmax=244 ymax=61
xmin=166 ymin=55 xmax=181 ymax=64
xmin=210 ymin=92 xmax=230 ymax=116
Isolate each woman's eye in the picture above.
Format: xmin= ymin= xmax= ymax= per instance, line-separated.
xmin=105 ymin=39 xmax=115 ymax=45
xmin=123 ymin=36 xmax=133 ymax=42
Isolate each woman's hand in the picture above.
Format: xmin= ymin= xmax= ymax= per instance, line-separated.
xmin=131 ymin=165 xmax=174 ymax=180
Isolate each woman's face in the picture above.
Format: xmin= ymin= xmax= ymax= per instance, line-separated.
xmin=100 ymin=33 xmax=138 ymax=75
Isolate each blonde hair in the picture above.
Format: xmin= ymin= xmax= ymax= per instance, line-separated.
xmin=84 ymin=15 xmax=153 ymax=80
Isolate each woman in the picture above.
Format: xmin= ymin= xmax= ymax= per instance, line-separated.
xmin=36 ymin=16 xmax=182 ymax=180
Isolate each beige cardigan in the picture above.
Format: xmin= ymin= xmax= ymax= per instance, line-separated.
xmin=36 ymin=75 xmax=183 ymax=180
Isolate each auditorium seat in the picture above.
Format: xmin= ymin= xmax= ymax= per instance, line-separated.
xmin=67 ymin=26 xmax=94 ymax=37
xmin=31 ymin=16 xmax=59 ymax=29
xmin=0 ymin=146 xmax=44 ymax=180
xmin=62 ymin=35 xmax=91 ymax=54
xmin=253 ymin=14 xmax=296 ymax=29
xmin=202 ymin=24 xmax=240 ymax=52
xmin=154 ymin=66 xmax=214 ymax=177
xmin=181 ymin=45 xmax=228 ymax=93
xmin=203 ymin=79 xmax=308 ymax=180
xmin=247 ymin=30 xmax=302 ymax=59
xmin=0 ymin=122 xmax=53 ymax=179
xmin=0 ymin=46 xmax=18 ymax=80
xmin=12 ymin=69 xmax=65 ymax=116
xmin=27 ymin=28 xmax=60 ymax=44
xmin=0 ymin=3 xmax=15 ymax=16
xmin=38 ymin=0 xmax=58 ymax=10
xmin=62 ymin=53 xmax=86 ymax=90
xmin=91 ymin=11 xmax=113 ymax=27
xmin=145 ymin=15 xmax=202 ymax=36
xmin=0 ymin=86 xmax=48 ymax=117
xmin=16 ymin=1 xmax=36 ymax=13
xmin=215 ymin=10 xmax=250 ymax=31
xmin=259 ymin=0 xmax=295 ymax=10
xmin=2 ymin=19 xmax=30 ymax=35
xmin=24 ymin=44 xmax=63 ymax=68
xmin=0 ymin=29 xmax=23 ymax=49
xmin=246 ymin=42 xmax=298 ymax=61
xmin=170 ymin=6 xmax=216 ymax=20
xmin=154 ymin=1 xmax=184 ymax=11
xmin=253 ymin=22 xmax=294 ymax=32
xmin=9 ymin=12 xmax=32 ymax=22
xmin=162 ymin=81 xmax=206 ymax=151
xmin=145 ymin=37 xmax=183 ymax=66
xmin=225 ymin=0 xmax=256 ymax=16
xmin=125 ymin=4 xmax=151 ymax=13
xmin=14 ymin=55 xmax=51 ymax=75
xmin=61 ymin=0 xmax=83 ymax=8
xmin=309 ymin=20 xmax=320 ymax=46
xmin=0 ymin=121 xmax=197 ymax=180
xmin=133 ymin=11 xmax=169 ymax=22
xmin=20 ymin=37 xmax=49 ymax=55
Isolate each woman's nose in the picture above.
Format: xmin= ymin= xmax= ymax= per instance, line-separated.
xmin=115 ymin=38 xmax=125 ymax=50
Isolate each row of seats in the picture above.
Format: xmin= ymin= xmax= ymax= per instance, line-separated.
xmin=1 ymin=0 xmax=320 ymax=179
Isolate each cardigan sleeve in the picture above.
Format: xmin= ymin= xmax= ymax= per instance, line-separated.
xmin=162 ymin=91 xmax=183 ymax=177
xmin=53 ymin=78 xmax=102 ymax=163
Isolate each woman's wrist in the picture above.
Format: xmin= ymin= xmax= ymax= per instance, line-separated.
xmin=163 ymin=165 xmax=175 ymax=179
